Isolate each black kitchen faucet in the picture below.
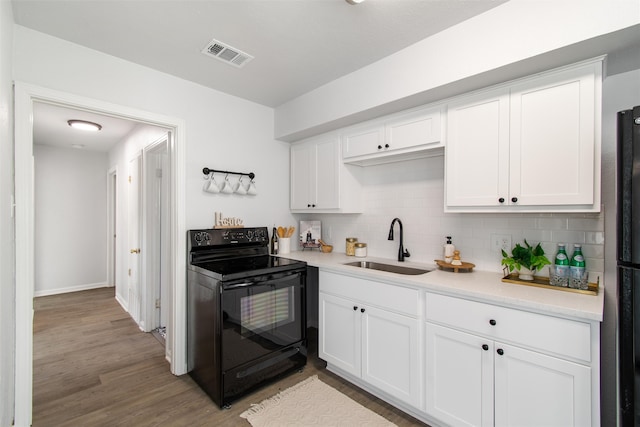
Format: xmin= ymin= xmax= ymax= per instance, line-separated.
xmin=388 ymin=218 xmax=410 ymax=262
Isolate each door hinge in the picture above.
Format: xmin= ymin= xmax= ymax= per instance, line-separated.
xmin=128 ymin=175 xmax=132 ymax=183
xmin=155 ymin=299 xmax=161 ymax=309
xmin=156 ymin=168 xmax=163 ymax=178
xmin=128 ymin=268 xmax=131 ymax=276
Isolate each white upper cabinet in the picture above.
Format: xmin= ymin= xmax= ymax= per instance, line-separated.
xmin=343 ymin=105 xmax=444 ymax=166
xmin=445 ymin=60 xmax=602 ymax=212
xmin=290 ymin=135 xmax=362 ymax=213
xmin=446 ymin=87 xmax=510 ymax=208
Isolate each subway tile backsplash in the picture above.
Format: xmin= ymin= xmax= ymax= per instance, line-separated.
xmin=294 ymin=156 xmax=604 ymax=277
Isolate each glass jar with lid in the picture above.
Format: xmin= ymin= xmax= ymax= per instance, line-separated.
xmin=354 ymin=242 xmax=367 ymax=258
xmin=345 ymin=238 xmax=358 ymax=256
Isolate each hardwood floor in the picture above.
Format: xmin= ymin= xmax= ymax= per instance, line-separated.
xmin=33 ymin=287 xmax=429 ymax=426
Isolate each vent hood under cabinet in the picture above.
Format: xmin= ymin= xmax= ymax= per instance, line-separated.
xmin=342 ymin=105 xmax=444 ymax=167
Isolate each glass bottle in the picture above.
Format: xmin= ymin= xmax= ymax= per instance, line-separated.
xmin=552 ymin=243 xmax=569 ymax=286
xmin=569 ymin=244 xmax=586 ymax=288
xmin=271 ymin=227 xmax=279 ymax=255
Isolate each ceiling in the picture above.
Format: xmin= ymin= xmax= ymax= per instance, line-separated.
xmin=13 ymin=0 xmax=506 ymax=108
xmin=15 ymin=0 xmax=507 ymax=151
xmin=32 ymin=102 xmax=141 ymax=151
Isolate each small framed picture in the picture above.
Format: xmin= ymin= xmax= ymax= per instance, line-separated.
xmin=300 ymin=220 xmax=321 ymax=250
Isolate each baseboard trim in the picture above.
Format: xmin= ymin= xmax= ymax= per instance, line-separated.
xmin=34 ymin=282 xmax=111 ymax=297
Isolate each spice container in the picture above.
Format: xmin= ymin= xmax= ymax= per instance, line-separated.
xmin=345 ymin=237 xmax=358 ymax=256
xmin=354 ymin=242 xmax=367 ymax=258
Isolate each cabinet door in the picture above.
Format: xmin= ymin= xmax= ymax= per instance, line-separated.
xmin=291 ymin=138 xmax=340 ymax=210
xmin=342 ymin=123 xmax=385 ymax=159
xmin=314 ymin=137 xmax=340 ymax=209
xmin=290 ymin=143 xmax=315 ymax=210
xmin=318 ymin=292 xmax=360 ymax=376
xmin=425 ymin=323 xmax=493 ymax=427
xmin=385 ymin=106 xmax=443 ymax=151
xmin=494 ymin=342 xmax=591 ymax=427
xmin=509 ymin=64 xmax=596 ymax=206
xmin=446 ymin=88 xmax=510 ymax=207
xmin=361 ymin=306 xmax=420 ymax=408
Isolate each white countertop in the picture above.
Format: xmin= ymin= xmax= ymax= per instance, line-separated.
xmin=281 ymin=251 xmax=604 ymax=322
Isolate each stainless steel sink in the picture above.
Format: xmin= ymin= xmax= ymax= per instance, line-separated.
xmin=344 ymin=261 xmax=431 ymax=275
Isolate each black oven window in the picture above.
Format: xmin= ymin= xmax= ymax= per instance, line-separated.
xmin=240 ymin=286 xmax=295 ymax=336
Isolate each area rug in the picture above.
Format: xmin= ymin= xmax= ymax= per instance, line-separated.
xmin=240 ymin=375 xmax=397 ymax=426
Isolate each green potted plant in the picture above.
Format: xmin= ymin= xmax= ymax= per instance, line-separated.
xmin=501 ymin=239 xmax=551 ymax=280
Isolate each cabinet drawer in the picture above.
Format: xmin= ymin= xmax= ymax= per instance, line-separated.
xmin=425 ymin=293 xmax=591 ymax=362
xmin=319 ymin=270 xmax=419 ymax=317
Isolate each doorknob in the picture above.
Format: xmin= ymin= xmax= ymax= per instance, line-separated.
xmin=130 ymin=248 xmax=140 ymax=254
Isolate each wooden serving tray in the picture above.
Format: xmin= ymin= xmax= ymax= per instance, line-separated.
xmin=501 ymin=273 xmax=599 ymax=296
xmin=435 ymin=259 xmax=475 ymax=273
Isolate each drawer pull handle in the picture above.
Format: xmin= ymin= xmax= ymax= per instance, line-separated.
xmin=489 ymin=319 xmax=497 ymax=326
xmin=497 ymin=348 xmax=504 ymax=356
xmin=511 ymin=197 xmax=518 ymax=203
xmin=353 ymin=306 xmax=358 ymax=311
xmin=385 ymin=144 xmax=390 ymax=148
xmin=360 ymin=308 xmax=366 ymax=313
xmin=377 ymin=145 xmax=382 ymax=150
xmin=482 ymin=344 xmax=489 ymax=351
xmin=498 ymin=197 xmax=505 ymax=203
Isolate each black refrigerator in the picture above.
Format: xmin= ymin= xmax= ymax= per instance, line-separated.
xmin=618 ymin=105 xmax=640 ymax=426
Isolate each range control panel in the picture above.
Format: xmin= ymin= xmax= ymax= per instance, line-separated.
xmin=190 ymin=227 xmax=269 ymax=247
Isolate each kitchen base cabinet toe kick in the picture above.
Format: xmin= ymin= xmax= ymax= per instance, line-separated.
xmin=317 ymin=269 xmax=601 ymax=427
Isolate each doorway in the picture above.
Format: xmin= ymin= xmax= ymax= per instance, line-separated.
xmin=14 ymin=82 xmax=187 ymax=426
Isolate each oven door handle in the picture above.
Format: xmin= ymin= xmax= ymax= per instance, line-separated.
xmin=222 ymin=271 xmax=303 ymax=290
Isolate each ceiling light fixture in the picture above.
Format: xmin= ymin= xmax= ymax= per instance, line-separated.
xmin=67 ymin=119 xmax=102 ymax=131
xmin=346 ymin=0 xmax=365 ymax=4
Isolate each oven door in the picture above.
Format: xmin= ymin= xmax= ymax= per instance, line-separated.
xmin=220 ymin=269 xmax=306 ymax=371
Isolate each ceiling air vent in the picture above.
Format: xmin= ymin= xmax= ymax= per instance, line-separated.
xmin=201 ymin=39 xmax=254 ymax=68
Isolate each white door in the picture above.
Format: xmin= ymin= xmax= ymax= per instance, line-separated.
xmin=128 ymin=153 xmax=142 ymax=324
xmin=143 ymin=136 xmax=170 ymax=333
xmin=493 ymin=342 xmax=591 ymax=427
xmin=425 ymin=323 xmax=493 ymax=427
xmin=446 ymin=88 xmax=510 ymax=207
xmin=361 ymin=305 xmax=420 ymax=408
xmin=318 ymin=292 xmax=360 ymax=376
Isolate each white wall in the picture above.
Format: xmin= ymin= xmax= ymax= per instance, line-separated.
xmin=275 ymin=0 xmax=640 ymax=141
xmin=33 ymin=145 xmax=108 ymax=296
xmin=13 ymin=25 xmax=296 ymax=232
xmin=0 ymin=1 xmax=15 ymax=425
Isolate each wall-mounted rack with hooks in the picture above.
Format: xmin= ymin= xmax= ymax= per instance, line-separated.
xmin=202 ymin=167 xmax=255 ymax=180
xmin=202 ymin=167 xmax=257 ymax=195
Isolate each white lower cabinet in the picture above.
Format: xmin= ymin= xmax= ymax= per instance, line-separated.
xmin=318 ymin=271 xmax=599 ymax=427
xmin=493 ymin=342 xmax=591 ymax=427
xmin=318 ymin=271 xmax=420 ymax=408
xmin=425 ymin=292 xmax=595 ymax=427
xmin=425 ymin=323 xmax=493 ymax=427
xmin=425 ymin=323 xmax=591 ymax=427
